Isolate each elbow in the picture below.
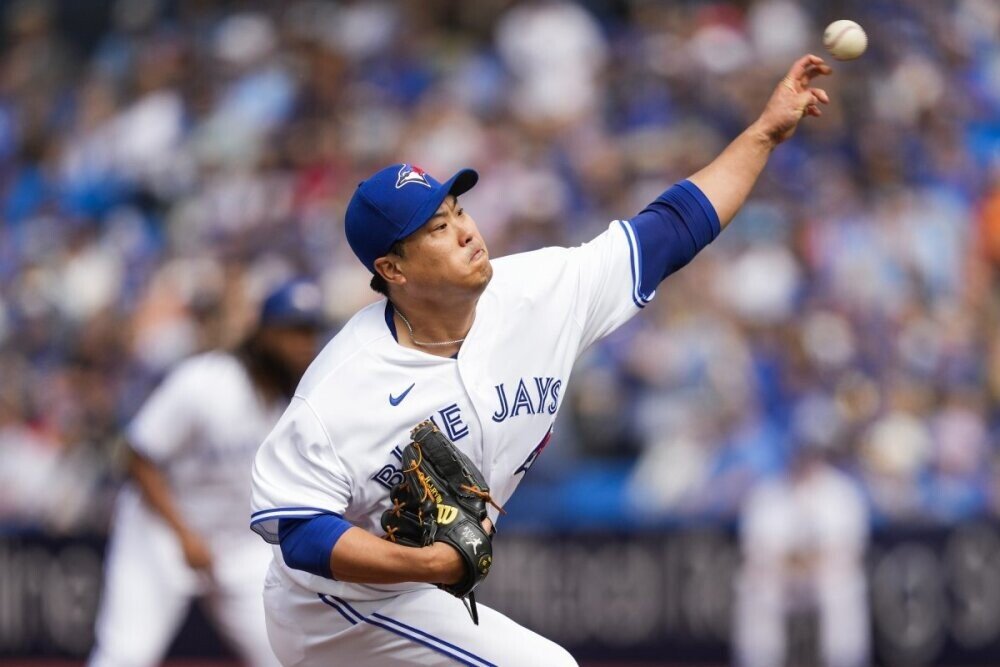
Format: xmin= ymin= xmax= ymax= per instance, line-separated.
xmin=628 ymin=181 xmax=722 ymax=289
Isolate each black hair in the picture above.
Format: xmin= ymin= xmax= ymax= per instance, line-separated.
xmin=235 ymin=330 xmax=304 ymax=402
xmin=369 ymin=239 xmax=407 ymax=297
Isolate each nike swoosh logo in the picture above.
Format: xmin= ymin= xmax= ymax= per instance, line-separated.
xmin=389 ymin=383 xmax=416 ymax=406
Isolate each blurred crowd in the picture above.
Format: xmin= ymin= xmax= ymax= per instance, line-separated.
xmin=1 ymin=0 xmax=1000 ymax=535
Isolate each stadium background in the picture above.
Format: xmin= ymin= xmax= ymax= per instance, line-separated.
xmin=1 ymin=0 xmax=999 ymax=665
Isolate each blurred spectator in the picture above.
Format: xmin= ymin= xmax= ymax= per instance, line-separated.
xmin=495 ymin=0 xmax=607 ymax=126
xmin=734 ymin=434 xmax=870 ymax=667
xmin=0 ymin=0 xmax=996 ymax=535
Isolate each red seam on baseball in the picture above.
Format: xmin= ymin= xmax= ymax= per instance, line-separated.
xmin=826 ymin=24 xmax=855 ymax=49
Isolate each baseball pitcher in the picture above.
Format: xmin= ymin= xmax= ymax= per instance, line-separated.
xmin=251 ymin=55 xmax=832 ymax=666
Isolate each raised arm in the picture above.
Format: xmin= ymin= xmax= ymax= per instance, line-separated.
xmin=688 ymin=54 xmax=832 ymax=229
xmin=600 ymin=55 xmax=833 ymax=313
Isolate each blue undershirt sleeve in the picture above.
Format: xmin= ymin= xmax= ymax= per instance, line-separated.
xmin=277 ymin=515 xmax=352 ymax=580
xmin=626 ymin=179 xmax=721 ymax=300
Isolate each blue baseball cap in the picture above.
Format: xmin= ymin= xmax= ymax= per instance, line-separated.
xmin=259 ymin=280 xmax=325 ymax=328
xmin=345 ymin=163 xmax=479 ymax=272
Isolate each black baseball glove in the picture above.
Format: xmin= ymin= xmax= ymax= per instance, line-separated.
xmin=380 ymin=420 xmax=501 ymax=624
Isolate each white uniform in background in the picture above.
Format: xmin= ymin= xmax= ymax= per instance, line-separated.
xmin=735 ymin=461 xmax=870 ymax=667
xmin=251 ymin=221 xmax=648 ymax=666
xmin=90 ymin=351 xmax=282 ymax=667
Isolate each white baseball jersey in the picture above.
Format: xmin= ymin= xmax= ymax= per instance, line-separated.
xmin=130 ymin=351 xmax=284 ymax=537
xmin=251 ymin=220 xmax=650 ymax=601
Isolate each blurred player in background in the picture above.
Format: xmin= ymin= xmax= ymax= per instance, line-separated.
xmin=735 ymin=429 xmax=870 ymax=667
xmin=88 ymin=280 xmax=326 ymax=667
xmin=250 ymin=55 xmax=832 ymax=666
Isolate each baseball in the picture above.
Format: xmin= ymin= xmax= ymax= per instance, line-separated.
xmin=823 ymin=20 xmax=867 ymax=60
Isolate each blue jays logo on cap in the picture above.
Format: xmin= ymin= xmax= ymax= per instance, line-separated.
xmin=396 ymin=164 xmax=432 ymax=189
xmin=345 ymin=163 xmax=479 ymax=273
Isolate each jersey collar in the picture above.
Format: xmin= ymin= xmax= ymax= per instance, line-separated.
xmin=383 ymin=301 xmax=460 ymax=360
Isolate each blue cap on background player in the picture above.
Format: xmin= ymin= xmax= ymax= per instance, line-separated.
xmin=345 ymin=163 xmax=479 ymax=272
xmin=259 ymin=280 xmax=325 ymax=329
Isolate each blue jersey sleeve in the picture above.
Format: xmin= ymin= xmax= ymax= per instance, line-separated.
xmin=626 ymin=179 xmax=720 ymax=300
xmin=277 ymin=515 xmax=353 ymax=579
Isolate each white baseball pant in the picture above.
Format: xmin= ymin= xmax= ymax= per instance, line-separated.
xmin=88 ymin=501 xmax=280 ymax=667
xmin=263 ymin=562 xmax=578 ymax=666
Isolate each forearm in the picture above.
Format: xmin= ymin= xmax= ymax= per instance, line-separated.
xmin=278 ymin=516 xmax=464 ymax=585
xmin=329 ymin=527 xmax=462 ymax=585
xmin=687 ymin=54 xmax=832 ymax=228
xmin=128 ymin=449 xmax=194 ymax=539
xmin=686 ymin=122 xmax=776 ymax=230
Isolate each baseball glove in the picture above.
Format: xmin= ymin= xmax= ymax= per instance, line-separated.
xmin=380 ymin=420 xmax=502 ymax=624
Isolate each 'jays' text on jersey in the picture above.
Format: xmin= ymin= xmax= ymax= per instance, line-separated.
xmin=251 ymin=220 xmax=653 ymax=599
